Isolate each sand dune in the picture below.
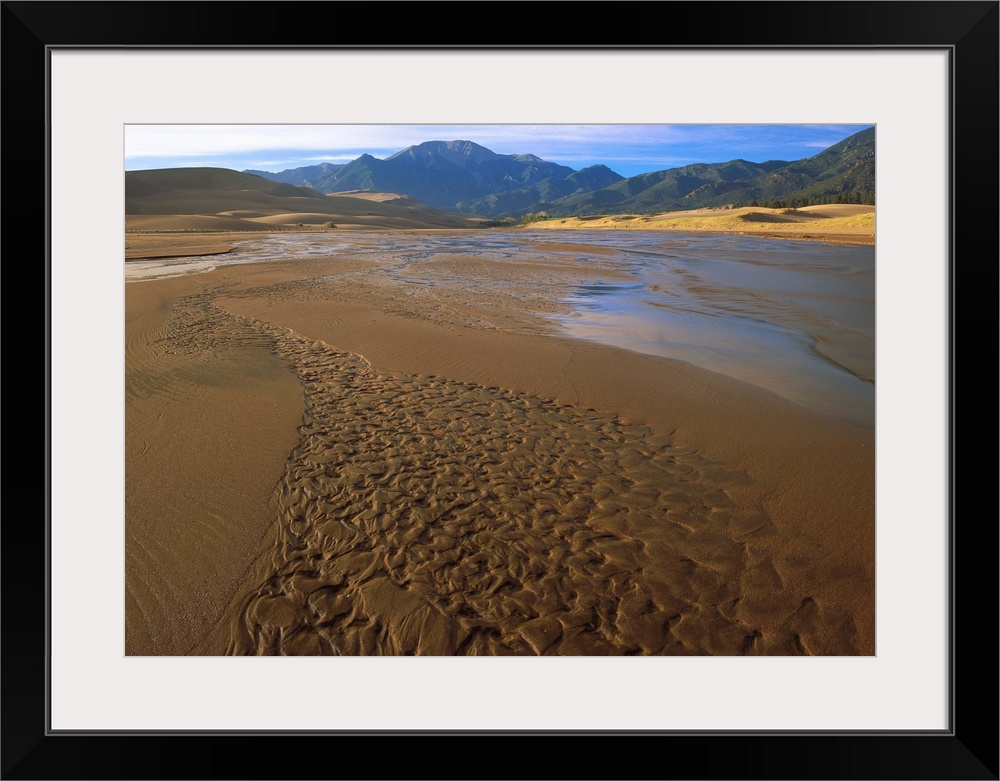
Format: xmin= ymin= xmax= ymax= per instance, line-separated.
xmin=247 ymin=212 xmax=340 ymax=225
xmin=125 ymin=168 xmax=488 ymax=233
xmin=796 ymin=203 xmax=874 ymax=218
xmin=533 ymin=206 xmax=875 ymax=245
xmin=333 ymin=190 xmax=414 ymax=203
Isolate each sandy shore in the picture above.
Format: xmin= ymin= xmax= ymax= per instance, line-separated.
xmin=125 ymin=231 xmax=875 ymax=656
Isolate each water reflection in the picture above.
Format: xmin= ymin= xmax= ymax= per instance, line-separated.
xmin=550 ymin=232 xmax=875 ymax=428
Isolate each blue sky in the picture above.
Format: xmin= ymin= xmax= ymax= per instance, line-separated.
xmin=125 ymin=124 xmax=873 ymax=179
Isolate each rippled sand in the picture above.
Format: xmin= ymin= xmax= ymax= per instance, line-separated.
xmin=125 ymin=231 xmax=875 ymax=656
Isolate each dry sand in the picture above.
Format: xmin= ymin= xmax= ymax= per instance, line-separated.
xmin=125 ymin=231 xmax=875 ymax=656
xmin=532 ymin=205 xmax=876 ymax=245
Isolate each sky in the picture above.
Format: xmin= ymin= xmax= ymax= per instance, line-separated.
xmin=125 ymin=124 xmax=873 ymax=180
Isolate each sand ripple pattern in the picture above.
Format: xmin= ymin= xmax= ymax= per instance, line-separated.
xmin=239 ymin=348 xmax=776 ymax=653
xmin=156 ymin=292 xmax=856 ymax=655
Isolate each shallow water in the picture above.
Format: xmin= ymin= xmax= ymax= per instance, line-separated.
xmin=126 ymin=230 xmax=875 ymax=428
xmin=540 ymin=231 xmax=875 ymax=428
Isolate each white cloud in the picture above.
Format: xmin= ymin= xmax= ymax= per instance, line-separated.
xmin=124 ymin=124 xmax=689 ymax=161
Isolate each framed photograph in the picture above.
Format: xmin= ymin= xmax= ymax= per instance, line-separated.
xmin=6 ymin=2 xmax=996 ymax=778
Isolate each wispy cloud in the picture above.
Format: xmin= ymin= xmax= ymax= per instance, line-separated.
xmin=125 ymin=123 xmax=873 ymax=178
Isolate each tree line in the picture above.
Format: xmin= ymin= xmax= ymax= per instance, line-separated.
xmin=734 ymin=191 xmax=875 ymax=209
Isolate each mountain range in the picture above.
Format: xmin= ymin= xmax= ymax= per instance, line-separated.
xmin=245 ymin=128 xmax=874 ymax=219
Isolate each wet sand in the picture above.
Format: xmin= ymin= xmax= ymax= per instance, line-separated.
xmin=125 ymin=231 xmax=875 ymax=656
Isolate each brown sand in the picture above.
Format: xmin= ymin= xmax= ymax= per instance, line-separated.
xmin=125 ymin=275 xmax=305 ymax=654
xmin=125 ymin=232 xmax=875 ymax=656
xmin=126 ymin=231 xmax=251 ymax=260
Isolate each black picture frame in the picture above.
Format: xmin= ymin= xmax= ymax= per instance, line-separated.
xmin=4 ymin=2 xmax=996 ymax=779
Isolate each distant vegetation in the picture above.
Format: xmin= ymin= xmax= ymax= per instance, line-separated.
xmin=484 ymin=211 xmax=554 ymax=228
xmin=731 ymin=191 xmax=875 ymax=210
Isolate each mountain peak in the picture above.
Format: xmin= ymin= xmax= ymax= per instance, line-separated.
xmin=579 ymin=164 xmax=615 ymax=173
xmin=389 ymin=140 xmax=497 ymax=164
